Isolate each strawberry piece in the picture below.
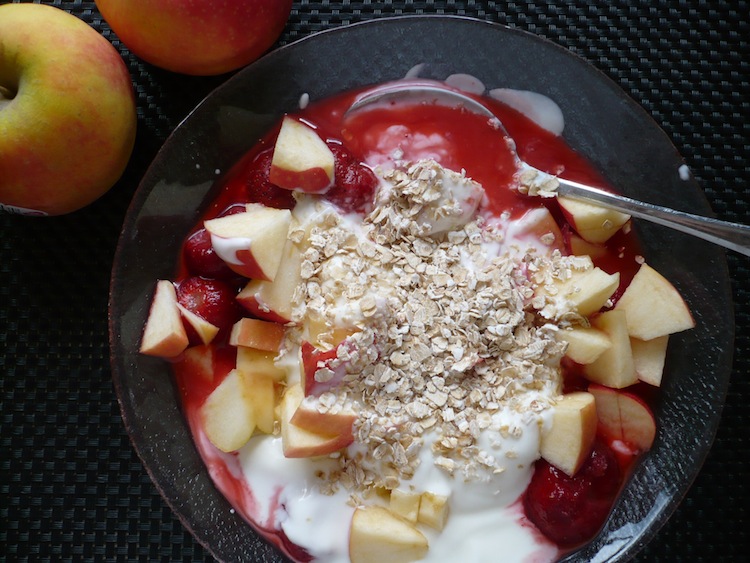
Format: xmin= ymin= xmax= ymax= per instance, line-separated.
xmin=176 ymin=277 xmax=242 ymax=344
xmin=523 ymin=440 xmax=622 ymax=547
xmin=245 ymin=149 xmax=297 ymax=209
xmin=326 ymin=144 xmax=378 ymax=213
xmin=183 ymin=228 xmax=236 ymax=281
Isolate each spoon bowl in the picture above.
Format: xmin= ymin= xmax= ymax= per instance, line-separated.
xmin=346 ymin=81 xmax=750 ymax=257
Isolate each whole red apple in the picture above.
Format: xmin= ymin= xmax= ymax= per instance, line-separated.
xmin=0 ymin=4 xmax=137 ymax=216
xmin=95 ymin=0 xmax=293 ymax=76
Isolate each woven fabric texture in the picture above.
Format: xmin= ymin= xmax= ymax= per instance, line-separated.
xmin=1 ymin=0 xmax=748 ymax=561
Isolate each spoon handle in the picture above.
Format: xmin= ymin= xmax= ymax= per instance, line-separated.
xmin=557 ymin=178 xmax=750 ymax=257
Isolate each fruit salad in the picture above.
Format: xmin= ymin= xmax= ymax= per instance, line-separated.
xmin=139 ymin=78 xmax=695 ymax=562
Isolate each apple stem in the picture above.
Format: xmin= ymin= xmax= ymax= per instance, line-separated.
xmin=0 ymin=85 xmax=15 ymax=100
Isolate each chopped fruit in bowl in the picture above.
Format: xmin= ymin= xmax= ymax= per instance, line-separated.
xmin=133 ymin=77 xmax=700 ymax=561
xmin=120 ymin=51 xmax=716 ymax=562
xmin=183 ymin=227 xmax=238 ymax=281
xmin=174 ymin=277 xmax=243 ymax=344
xmin=524 ymin=440 xmax=623 ymax=547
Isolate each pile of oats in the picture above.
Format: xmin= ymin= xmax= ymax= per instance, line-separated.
xmin=516 ymin=162 xmax=560 ymax=198
xmin=289 ymin=160 xmax=572 ymax=497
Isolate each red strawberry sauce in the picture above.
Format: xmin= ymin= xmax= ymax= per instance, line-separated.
xmin=170 ymin=82 xmax=652 ymax=560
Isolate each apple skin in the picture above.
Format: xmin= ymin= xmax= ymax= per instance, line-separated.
xmin=95 ymin=0 xmax=292 ymax=76
xmin=0 ymin=3 xmax=137 ymax=216
xmin=290 ymin=396 xmax=357 ymax=438
xmin=301 ymin=340 xmax=353 ymax=396
xmin=280 ymin=384 xmax=354 ymax=458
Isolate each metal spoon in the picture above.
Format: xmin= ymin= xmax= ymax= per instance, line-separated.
xmin=346 ymin=81 xmax=750 ymax=257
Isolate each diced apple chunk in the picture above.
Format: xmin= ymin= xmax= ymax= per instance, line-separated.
xmin=244 ymin=371 xmax=276 ymax=435
xmin=558 ymin=197 xmax=630 ymax=243
xmin=140 ymin=280 xmax=189 ymax=358
xmin=588 ymin=384 xmax=657 ymax=452
xmin=584 ymin=310 xmax=638 ymax=388
xmin=540 ymin=392 xmax=598 ymax=476
xmin=349 ymin=505 xmax=429 ymax=563
xmin=535 ymin=258 xmax=618 ymax=319
xmin=389 ymin=489 xmax=421 ymax=524
xmin=561 ymin=267 xmax=620 ymax=316
xmin=280 ymin=384 xmax=354 ymax=458
xmin=177 ymin=303 xmax=220 ymax=346
xmin=568 ymin=233 xmax=608 ymax=259
xmin=229 ymin=317 xmax=286 ymax=352
xmin=556 ymin=326 xmax=612 ymax=364
xmin=306 ymin=314 xmax=357 ymax=348
xmin=270 ymin=117 xmax=335 ymax=193
xmin=204 ymin=204 xmax=292 ymax=281
xmin=290 ymin=395 xmax=357 ymax=438
xmin=614 ymin=263 xmax=695 ymax=340
xmin=201 ymin=369 xmax=256 ymax=452
xmin=181 ymin=344 xmax=215 ymax=383
xmin=631 ymin=335 xmax=669 ymax=387
xmin=236 ymin=237 xmax=302 ymax=324
xmin=300 ymin=339 xmax=353 ymax=396
xmin=236 ymin=346 xmax=286 ymax=382
xmin=417 ymin=491 xmax=450 ymax=531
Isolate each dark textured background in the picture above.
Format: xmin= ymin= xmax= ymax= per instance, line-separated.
xmin=1 ymin=0 xmax=747 ymax=561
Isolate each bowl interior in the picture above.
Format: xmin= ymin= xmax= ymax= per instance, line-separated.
xmin=109 ymin=15 xmax=734 ymax=562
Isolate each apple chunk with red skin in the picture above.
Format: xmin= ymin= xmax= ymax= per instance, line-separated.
xmin=614 ymin=263 xmax=695 ymax=340
xmin=140 ymin=280 xmax=189 ymax=357
xmin=270 ymin=117 xmax=335 ymax=193
xmin=237 ymin=236 xmax=303 ymax=324
xmin=300 ymin=339 xmax=359 ymax=397
xmin=349 ymin=505 xmax=429 ymax=563
xmin=204 ymin=204 xmax=291 ymax=281
xmin=280 ymin=384 xmax=354 ymax=458
xmin=0 ymin=3 xmax=136 ymax=216
xmin=95 ymin=0 xmax=292 ymax=76
xmin=588 ymin=384 xmax=657 ymax=452
xmin=540 ymin=392 xmax=598 ymax=476
xmin=290 ymin=394 xmax=357 ymax=439
xmin=177 ymin=304 xmax=219 ymax=346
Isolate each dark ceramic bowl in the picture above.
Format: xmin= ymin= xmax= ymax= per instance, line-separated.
xmin=109 ymin=16 xmax=734 ymax=562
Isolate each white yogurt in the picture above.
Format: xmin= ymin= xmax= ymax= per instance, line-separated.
xmin=678 ymin=163 xmax=691 ymax=181
xmin=238 ymin=437 xmax=355 ymax=561
xmin=210 ymin=233 xmax=250 ymax=266
xmin=237 ymin=398 xmax=557 ymax=562
xmin=488 ymin=88 xmax=565 ymax=136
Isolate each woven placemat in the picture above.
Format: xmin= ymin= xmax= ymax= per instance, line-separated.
xmin=1 ymin=0 xmax=747 ymax=561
